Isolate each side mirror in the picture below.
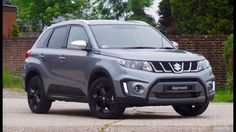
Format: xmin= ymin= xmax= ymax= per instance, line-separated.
xmin=171 ymin=41 xmax=179 ymax=49
xmin=70 ymin=40 xmax=87 ymax=50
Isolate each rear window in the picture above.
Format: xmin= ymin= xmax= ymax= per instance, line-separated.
xmin=47 ymin=26 xmax=68 ymax=49
xmin=36 ymin=29 xmax=52 ymax=48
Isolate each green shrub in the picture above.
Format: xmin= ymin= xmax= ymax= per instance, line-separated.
xmin=3 ymin=69 xmax=23 ymax=89
xmin=11 ymin=23 xmax=22 ymax=37
xmin=224 ymin=34 xmax=233 ymax=92
xmin=27 ymin=25 xmax=33 ymax=32
xmin=213 ymin=88 xmax=233 ymax=102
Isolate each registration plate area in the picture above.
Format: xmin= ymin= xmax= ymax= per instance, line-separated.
xmin=164 ymin=85 xmax=194 ymax=93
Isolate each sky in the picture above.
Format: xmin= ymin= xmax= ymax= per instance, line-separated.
xmin=146 ymin=0 xmax=162 ymax=23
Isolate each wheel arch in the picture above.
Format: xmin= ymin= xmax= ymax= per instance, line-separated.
xmin=88 ymin=67 xmax=113 ymax=90
xmin=25 ymin=68 xmax=43 ymax=92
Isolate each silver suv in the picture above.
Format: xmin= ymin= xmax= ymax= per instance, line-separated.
xmin=23 ymin=20 xmax=215 ymax=119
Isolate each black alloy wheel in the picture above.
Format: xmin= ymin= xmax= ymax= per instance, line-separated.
xmin=27 ymin=76 xmax=52 ymax=113
xmin=88 ymin=77 xmax=125 ymax=119
xmin=172 ymin=101 xmax=209 ymax=116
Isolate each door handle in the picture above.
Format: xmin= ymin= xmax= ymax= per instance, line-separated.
xmin=38 ymin=53 xmax=44 ymax=59
xmin=58 ymin=55 xmax=66 ymax=61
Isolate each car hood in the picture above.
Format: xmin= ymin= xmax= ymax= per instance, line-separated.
xmin=99 ymin=49 xmax=205 ymax=61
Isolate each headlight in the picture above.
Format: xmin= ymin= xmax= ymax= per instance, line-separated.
xmin=117 ymin=59 xmax=153 ymax=72
xmin=198 ymin=59 xmax=210 ymax=71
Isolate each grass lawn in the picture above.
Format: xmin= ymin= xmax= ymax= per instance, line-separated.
xmin=3 ymin=70 xmax=24 ymax=89
xmin=212 ymin=88 xmax=233 ymax=102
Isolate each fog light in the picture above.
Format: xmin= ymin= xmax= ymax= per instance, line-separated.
xmin=133 ymin=85 xmax=145 ymax=94
xmin=208 ymin=84 xmax=213 ymax=91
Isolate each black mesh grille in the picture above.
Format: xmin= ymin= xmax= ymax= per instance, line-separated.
xmin=162 ymin=62 xmax=172 ymax=71
xmin=191 ymin=61 xmax=198 ymax=70
xmin=155 ymin=92 xmax=201 ymax=98
xmin=150 ymin=61 xmax=198 ymax=73
xmin=183 ymin=62 xmax=190 ymax=70
xmin=151 ymin=61 xmax=162 ymax=71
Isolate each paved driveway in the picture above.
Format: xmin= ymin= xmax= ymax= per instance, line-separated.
xmin=3 ymin=89 xmax=233 ymax=132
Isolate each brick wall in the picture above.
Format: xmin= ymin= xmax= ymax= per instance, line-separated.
xmin=3 ymin=6 xmax=17 ymax=37
xmin=3 ymin=35 xmax=228 ymax=88
xmin=167 ymin=35 xmax=228 ymax=88
xmin=3 ymin=37 xmax=37 ymax=73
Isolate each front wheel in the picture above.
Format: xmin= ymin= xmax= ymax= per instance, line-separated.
xmin=172 ymin=101 xmax=209 ymax=116
xmin=88 ymin=77 xmax=126 ymax=119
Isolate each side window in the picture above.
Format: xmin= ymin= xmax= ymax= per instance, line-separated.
xmin=48 ymin=26 xmax=68 ymax=48
xmin=36 ymin=29 xmax=52 ymax=48
xmin=162 ymin=37 xmax=173 ymax=47
xmin=67 ymin=26 xmax=89 ymax=48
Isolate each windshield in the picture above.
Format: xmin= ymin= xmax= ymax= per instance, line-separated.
xmin=90 ymin=25 xmax=173 ymax=49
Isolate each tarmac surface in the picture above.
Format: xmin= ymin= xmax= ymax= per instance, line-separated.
xmin=3 ymin=89 xmax=233 ymax=132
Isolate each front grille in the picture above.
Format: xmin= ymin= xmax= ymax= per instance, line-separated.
xmin=155 ymin=92 xmax=201 ymax=98
xmin=150 ymin=61 xmax=198 ymax=73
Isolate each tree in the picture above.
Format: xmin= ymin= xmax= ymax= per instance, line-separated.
xmin=87 ymin=0 xmax=156 ymax=25
xmin=158 ymin=0 xmax=179 ymax=35
xmin=91 ymin=0 xmax=128 ymax=20
xmin=63 ymin=0 xmax=92 ymax=20
xmin=11 ymin=0 xmax=158 ymax=31
xmin=11 ymin=0 xmax=88 ymax=31
xmin=127 ymin=0 xmax=156 ymax=26
xmin=170 ymin=0 xmax=233 ymax=35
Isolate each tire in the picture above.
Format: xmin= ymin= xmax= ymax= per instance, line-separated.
xmin=172 ymin=101 xmax=209 ymax=116
xmin=88 ymin=77 xmax=126 ymax=119
xmin=27 ymin=76 xmax=52 ymax=113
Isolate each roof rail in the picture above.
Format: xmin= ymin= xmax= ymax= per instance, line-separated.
xmin=52 ymin=20 xmax=64 ymax=24
xmin=43 ymin=26 xmax=48 ymax=31
xmin=76 ymin=19 xmax=89 ymax=24
xmin=127 ymin=20 xmax=147 ymax=24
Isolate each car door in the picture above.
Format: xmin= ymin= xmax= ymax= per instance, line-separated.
xmin=44 ymin=25 xmax=70 ymax=94
xmin=31 ymin=28 xmax=54 ymax=92
xmin=52 ymin=25 xmax=91 ymax=97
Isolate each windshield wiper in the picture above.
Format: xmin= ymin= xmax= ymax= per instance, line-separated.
xmin=159 ymin=47 xmax=175 ymax=49
xmin=121 ymin=47 xmax=158 ymax=49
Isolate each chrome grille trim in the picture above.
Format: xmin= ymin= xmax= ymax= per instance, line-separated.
xmin=168 ymin=62 xmax=184 ymax=73
xmin=149 ymin=62 xmax=163 ymax=72
xmin=188 ymin=62 xmax=192 ymax=72
xmin=150 ymin=61 xmax=199 ymax=73
xmin=190 ymin=61 xmax=199 ymax=71
xmin=159 ymin=62 xmax=172 ymax=72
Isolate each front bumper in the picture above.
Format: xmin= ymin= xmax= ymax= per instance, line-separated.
xmin=112 ymin=66 xmax=215 ymax=106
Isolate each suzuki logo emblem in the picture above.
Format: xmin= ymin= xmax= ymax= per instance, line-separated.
xmin=173 ymin=63 xmax=182 ymax=71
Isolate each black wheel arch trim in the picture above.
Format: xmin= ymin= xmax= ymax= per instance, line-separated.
xmin=87 ymin=67 xmax=114 ymax=90
xmin=24 ymin=66 xmax=44 ymax=92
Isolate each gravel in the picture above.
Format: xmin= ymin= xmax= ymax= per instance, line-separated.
xmin=3 ymin=88 xmax=27 ymax=99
